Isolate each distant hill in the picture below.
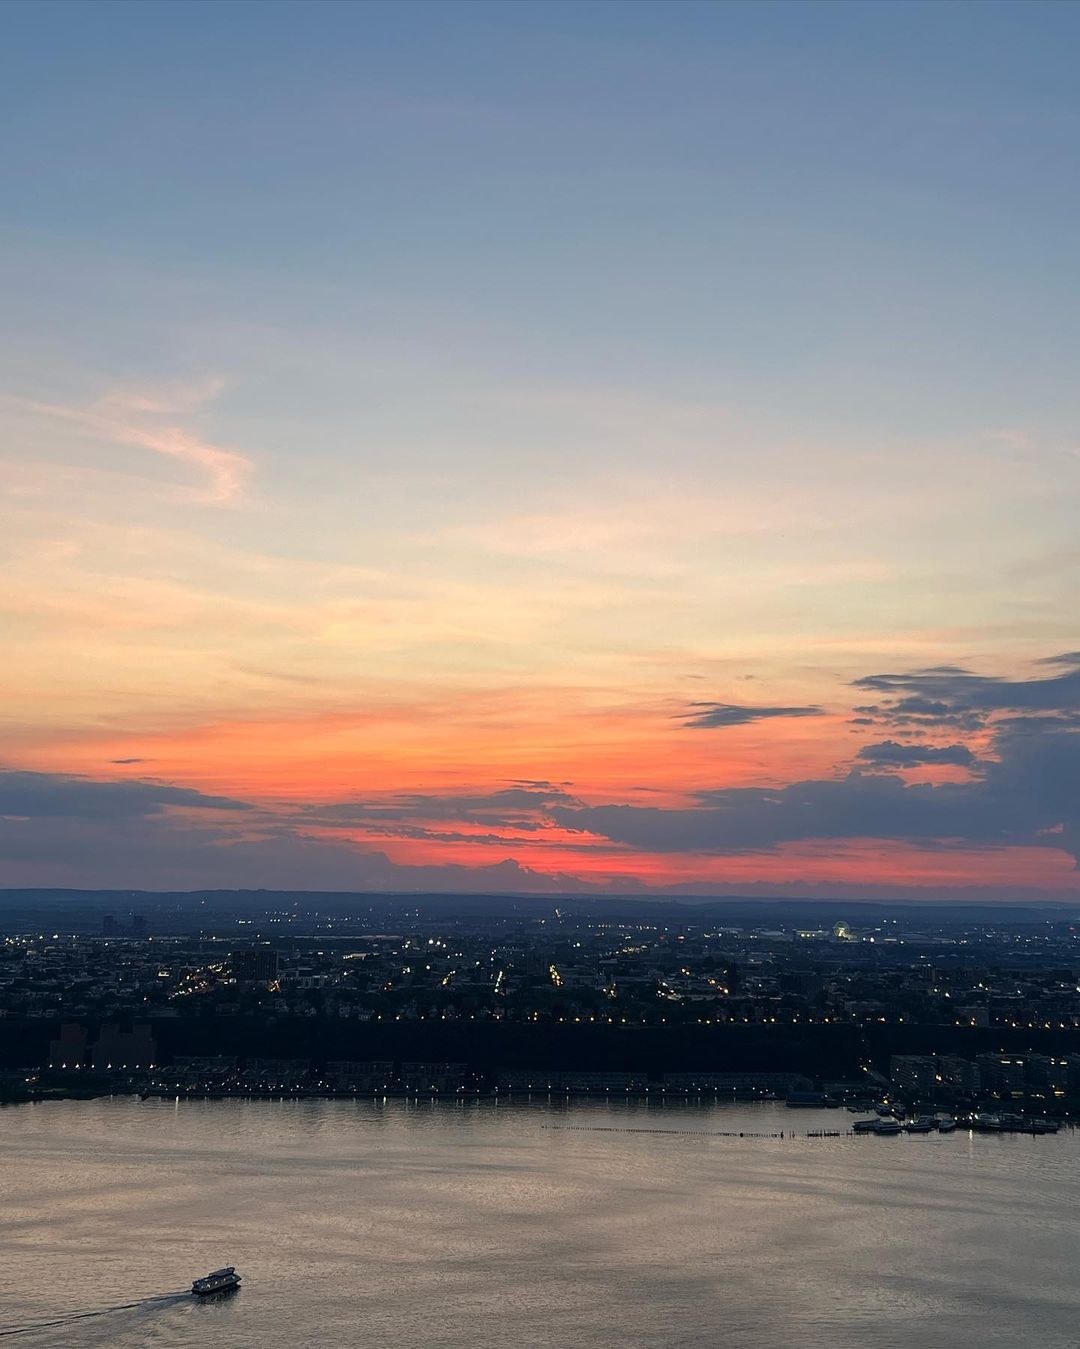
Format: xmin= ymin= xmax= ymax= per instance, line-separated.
xmin=0 ymin=887 xmax=1077 ymax=930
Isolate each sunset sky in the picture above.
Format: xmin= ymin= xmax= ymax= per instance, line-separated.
xmin=3 ymin=0 xmax=1079 ymax=899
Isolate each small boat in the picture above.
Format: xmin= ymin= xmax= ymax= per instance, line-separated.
xmin=1031 ymin=1119 xmax=1060 ymax=1134
xmin=192 ymin=1267 xmax=241 ymax=1296
xmin=852 ymin=1118 xmax=879 ymax=1133
xmin=904 ymin=1118 xmax=935 ymax=1133
xmin=936 ymin=1116 xmax=957 ymax=1132
xmin=873 ymin=1118 xmax=902 ymax=1135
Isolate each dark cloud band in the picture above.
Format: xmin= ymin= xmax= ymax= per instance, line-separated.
xmin=682 ymin=702 xmax=823 ymax=729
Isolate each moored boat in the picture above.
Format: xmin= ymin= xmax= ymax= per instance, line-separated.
xmin=192 ymin=1267 xmax=241 ymax=1296
xmin=873 ymin=1118 xmax=902 ymax=1135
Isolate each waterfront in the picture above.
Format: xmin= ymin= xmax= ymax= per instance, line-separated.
xmin=3 ymin=1098 xmax=1080 ymax=1347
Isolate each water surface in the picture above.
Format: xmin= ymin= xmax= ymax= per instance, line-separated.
xmin=1 ymin=1097 xmax=1077 ymax=1347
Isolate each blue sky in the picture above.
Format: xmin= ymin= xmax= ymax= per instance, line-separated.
xmin=6 ymin=0 xmax=1080 ymax=419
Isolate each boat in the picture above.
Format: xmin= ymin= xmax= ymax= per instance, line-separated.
xmin=852 ymin=1118 xmax=879 ymax=1133
xmin=904 ymin=1118 xmax=935 ymax=1133
xmin=192 ymin=1267 xmax=241 ymax=1296
xmin=936 ymin=1116 xmax=957 ymax=1132
xmin=1031 ymin=1119 xmax=1060 ymax=1134
xmin=873 ymin=1118 xmax=902 ymax=1135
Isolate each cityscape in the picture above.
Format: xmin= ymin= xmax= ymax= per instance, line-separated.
xmin=4 ymin=894 xmax=1080 ymax=1123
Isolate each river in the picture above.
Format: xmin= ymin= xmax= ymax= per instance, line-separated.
xmin=1 ymin=1096 xmax=1078 ymax=1347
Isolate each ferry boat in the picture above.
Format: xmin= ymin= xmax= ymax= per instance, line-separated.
xmin=192 ymin=1267 xmax=241 ymax=1296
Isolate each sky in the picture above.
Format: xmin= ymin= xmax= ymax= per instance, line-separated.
xmin=2 ymin=0 xmax=1079 ymax=900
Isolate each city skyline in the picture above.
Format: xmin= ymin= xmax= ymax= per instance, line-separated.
xmin=3 ymin=0 xmax=1080 ymax=898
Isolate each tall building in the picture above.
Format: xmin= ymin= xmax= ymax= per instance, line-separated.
xmin=230 ymin=948 xmax=280 ymax=983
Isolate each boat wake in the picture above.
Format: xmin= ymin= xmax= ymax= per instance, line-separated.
xmin=0 ymin=1291 xmax=188 ymax=1339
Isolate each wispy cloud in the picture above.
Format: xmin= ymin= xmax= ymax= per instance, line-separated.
xmin=11 ymin=379 xmax=251 ymax=504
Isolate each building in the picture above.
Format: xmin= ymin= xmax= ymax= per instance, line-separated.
xmin=399 ymin=1062 xmax=467 ymax=1092
xmin=91 ymin=1022 xmax=156 ymax=1070
xmin=976 ymin=1054 xmax=1026 ymax=1094
xmin=497 ymin=1070 xmax=647 ymax=1093
xmin=558 ymin=1071 xmax=648 ymax=1092
xmin=662 ymin=1071 xmax=811 ymax=1094
xmin=242 ymin=1058 xmax=310 ymax=1088
xmin=1023 ymin=1054 xmax=1054 ymax=1088
xmin=937 ymin=1055 xmax=980 ymax=1093
xmin=1060 ymin=1055 xmax=1080 ymax=1094
xmin=326 ymin=1060 xmax=394 ymax=1091
xmin=230 ymin=948 xmax=280 ymax=983
xmin=889 ymin=1055 xmax=937 ymax=1094
xmin=48 ymin=1022 xmax=88 ymax=1069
